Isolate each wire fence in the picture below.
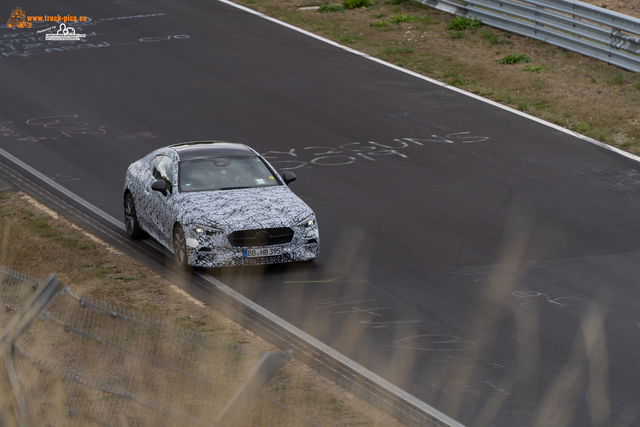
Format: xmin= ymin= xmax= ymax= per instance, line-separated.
xmin=0 ymin=265 xmax=325 ymax=427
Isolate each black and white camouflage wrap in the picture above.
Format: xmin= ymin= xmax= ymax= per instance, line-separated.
xmin=123 ymin=144 xmax=319 ymax=268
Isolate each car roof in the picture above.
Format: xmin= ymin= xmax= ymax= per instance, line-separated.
xmin=170 ymin=141 xmax=257 ymax=161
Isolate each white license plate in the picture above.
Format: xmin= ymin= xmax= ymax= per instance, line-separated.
xmin=244 ymin=247 xmax=282 ymax=258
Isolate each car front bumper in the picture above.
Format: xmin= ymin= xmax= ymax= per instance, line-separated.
xmin=183 ymin=225 xmax=319 ymax=268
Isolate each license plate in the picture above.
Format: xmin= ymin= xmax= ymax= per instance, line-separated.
xmin=244 ymin=247 xmax=282 ymax=258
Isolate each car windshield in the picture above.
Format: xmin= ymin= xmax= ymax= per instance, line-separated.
xmin=179 ymin=156 xmax=280 ymax=192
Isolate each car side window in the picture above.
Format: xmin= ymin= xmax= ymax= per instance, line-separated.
xmin=152 ymin=155 xmax=174 ymax=193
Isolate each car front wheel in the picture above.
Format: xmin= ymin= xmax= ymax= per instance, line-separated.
xmin=173 ymin=225 xmax=189 ymax=270
xmin=124 ymin=193 xmax=146 ymax=239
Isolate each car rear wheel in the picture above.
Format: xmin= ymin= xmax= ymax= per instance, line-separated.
xmin=124 ymin=193 xmax=146 ymax=239
xmin=173 ymin=225 xmax=189 ymax=270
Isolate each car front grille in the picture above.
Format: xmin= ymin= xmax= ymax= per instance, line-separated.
xmin=227 ymin=227 xmax=294 ymax=247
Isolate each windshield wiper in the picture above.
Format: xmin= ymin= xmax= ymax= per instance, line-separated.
xmin=219 ymin=186 xmax=249 ymax=191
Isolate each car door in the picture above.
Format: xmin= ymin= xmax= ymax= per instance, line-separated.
xmin=127 ymin=154 xmax=157 ymax=236
xmin=148 ymin=155 xmax=177 ymax=247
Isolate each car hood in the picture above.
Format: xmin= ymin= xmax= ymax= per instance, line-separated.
xmin=174 ymin=185 xmax=313 ymax=230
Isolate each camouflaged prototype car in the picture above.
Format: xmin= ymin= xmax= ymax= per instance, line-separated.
xmin=123 ymin=141 xmax=319 ymax=269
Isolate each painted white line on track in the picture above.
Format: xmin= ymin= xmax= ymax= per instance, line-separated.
xmin=0 ymin=146 xmax=462 ymax=425
xmin=217 ymin=0 xmax=640 ymax=166
xmin=197 ymin=271 xmax=465 ymax=427
xmin=0 ymin=148 xmax=125 ymax=231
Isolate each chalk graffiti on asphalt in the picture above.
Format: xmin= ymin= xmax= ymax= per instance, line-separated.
xmin=0 ymin=115 xmax=155 ymax=140
xmin=512 ymin=290 xmax=583 ymax=308
xmin=262 ymin=133 xmax=490 ymax=169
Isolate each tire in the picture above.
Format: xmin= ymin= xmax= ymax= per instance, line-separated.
xmin=124 ymin=193 xmax=146 ymax=239
xmin=173 ymin=225 xmax=190 ymax=270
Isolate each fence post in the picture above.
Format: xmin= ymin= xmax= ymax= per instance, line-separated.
xmin=0 ymin=274 xmax=67 ymax=426
xmin=216 ymin=350 xmax=292 ymax=427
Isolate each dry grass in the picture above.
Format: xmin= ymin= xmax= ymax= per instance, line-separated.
xmin=0 ymin=187 xmax=403 ymax=427
xmin=234 ymin=0 xmax=640 ymax=154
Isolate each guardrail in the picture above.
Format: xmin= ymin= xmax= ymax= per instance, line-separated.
xmin=0 ymin=266 xmax=313 ymax=427
xmin=418 ymin=0 xmax=640 ymax=73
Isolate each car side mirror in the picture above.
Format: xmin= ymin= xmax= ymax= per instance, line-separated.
xmin=151 ymin=179 xmax=167 ymax=196
xmin=282 ymin=171 xmax=296 ymax=186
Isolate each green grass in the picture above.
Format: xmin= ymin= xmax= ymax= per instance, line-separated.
xmin=92 ymin=265 xmax=111 ymax=280
xmin=448 ymin=30 xmax=465 ymax=39
xmin=416 ymin=14 xmax=439 ymax=24
xmin=317 ymin=4 xmax=345 ymax=12
xmin=480 ymin=28 xmax=505 ymax=45
xmin=607 ymin=70 xmax=624 ymax=84
xmin=370 ymin=20 xmax=388 ymax=27
xmin=22 ymin=209 xmax=59 ymax=238
xmin=342 ymin=0 xmax=373 ymax=9
xmin=338 ymin=34 xmax=360 ymax=44
xmin=381 ymin=46 xmax=414 ymax=55
xmin=531 ymin=77 xmax=546 ymax=89
xmin=530 ymin=101 xmax=551 ymax=109
xmin=389 ymin=13 xmax=413 ymax=24
xmin=574 ymin=122 xmax=590 ymax=132
xmin=445 ymin=72 xmax=475 ymax=86
xmin=447 ymin=15 xmax=482 ymax=30
xmin=522 ymin=64 xmax=543 ymax=72
xmin=496 ymin=53 xmax=531 ymax=64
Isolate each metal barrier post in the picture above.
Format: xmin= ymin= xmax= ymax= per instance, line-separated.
xmin=0 ymin=274 xmax=67 ymax=426
xmin=216 ymin=350 xmax=292 ymax=427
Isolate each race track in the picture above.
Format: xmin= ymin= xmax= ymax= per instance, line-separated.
xmin=2 ymin=1 xmax=640 ymax=425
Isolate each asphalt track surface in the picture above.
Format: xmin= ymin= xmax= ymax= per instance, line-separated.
xmin=2 ymin=1 xmax=640 ymax=426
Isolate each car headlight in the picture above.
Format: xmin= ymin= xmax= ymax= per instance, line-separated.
xmin=191 ymin=223 xmax=223 ymax=236
xmin=297 ymin=214 xmax=316 ymax=228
